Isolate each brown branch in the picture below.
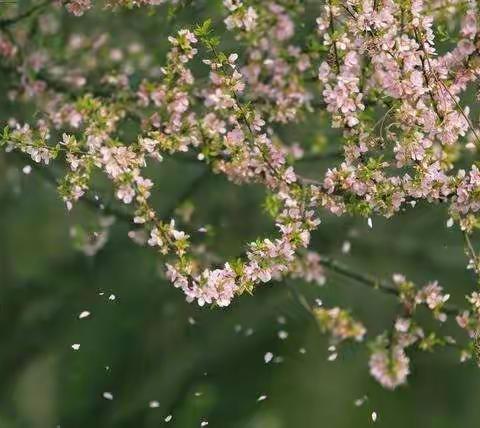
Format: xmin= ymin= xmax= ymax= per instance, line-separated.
xmin=327 ymin=0 xmax=340 ymax=73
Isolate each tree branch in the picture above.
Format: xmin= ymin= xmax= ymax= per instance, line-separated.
xmin=319 ymin=255 xmax=460 ymax=316
xmin=0 ymin=0 xmax=54 ymax=28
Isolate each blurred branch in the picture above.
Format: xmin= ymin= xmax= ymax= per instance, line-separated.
xmin=285 ymin=281 xmax=322 ymax=333
xmin=105 ymin=285 xmax=294 ymax=425
xmin=10 ymin=151 xmax=134 ymax=222
xmin=161 ymin=168 xmax=210 ymax=220
xmin=298 ymin=150 xmax=343 ymax=162
xmin=0 ymin=0 xmax=54 ymax=28
xmin=8 ymin=150 xmax=212 ymax=226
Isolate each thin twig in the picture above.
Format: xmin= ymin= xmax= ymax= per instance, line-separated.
xmin=319 ymin=255 xmax=460 ymax=316
xmin=327 ymin=0 xmax=340 ymax=73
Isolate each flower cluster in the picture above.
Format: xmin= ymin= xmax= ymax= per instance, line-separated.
xmin=314 ymin=307 xmax=366 ymax=343
xmin=393 ymin=274 xmax=451 ymax=321
xmin=66 ymin=0 xmax=92 ymax=16
xmin=369 ymin=342 xmax=411 ymax=390
xmin=368 ymin=317 xmax=425 ymax=390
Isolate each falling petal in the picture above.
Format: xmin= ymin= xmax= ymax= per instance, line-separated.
xmin=328 ymin=353 xmax=338 ymax=362
xmin=78 ymin=310 xmax=91 ymax=319
xmin=103 ymin=392 xmax=113 ymax=400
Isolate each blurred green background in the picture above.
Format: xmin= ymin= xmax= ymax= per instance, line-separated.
xmin=1 ymin=1 xmax=480 ymax=427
